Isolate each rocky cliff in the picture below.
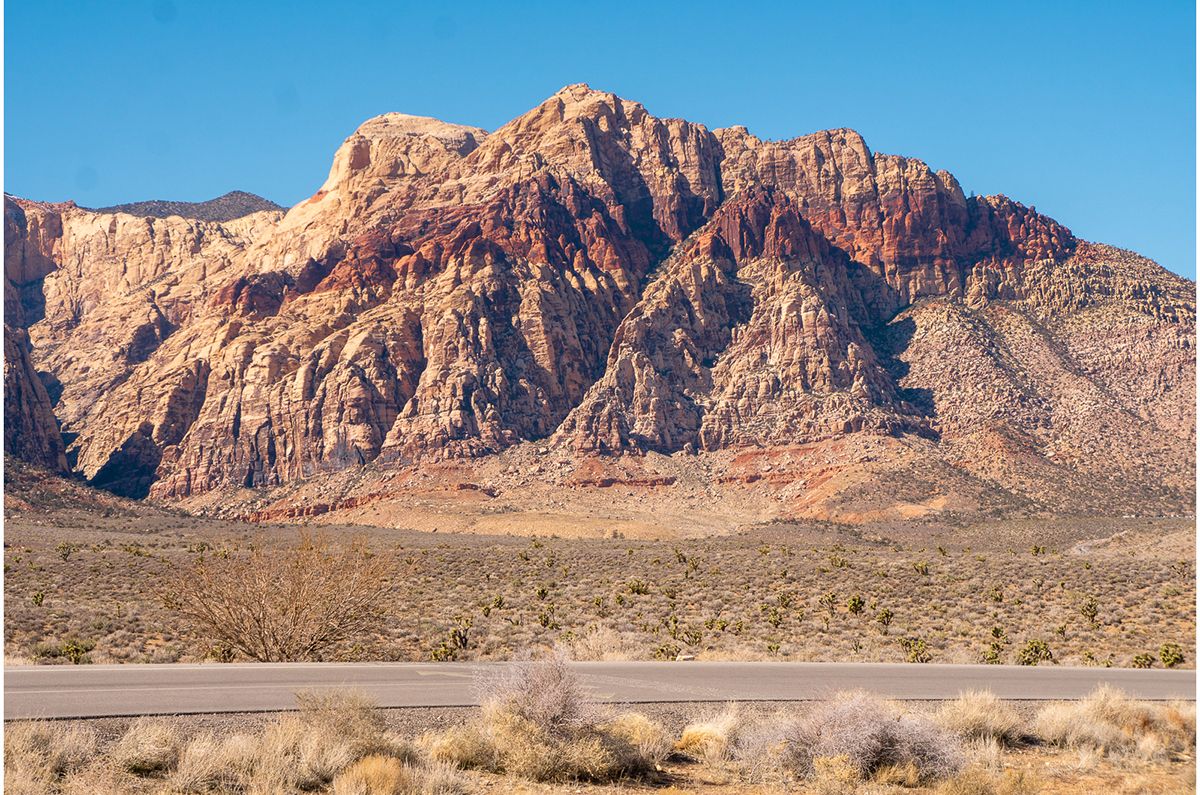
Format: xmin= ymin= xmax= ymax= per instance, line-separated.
xmin=4 ymin=84 xmax=1193 ymax=518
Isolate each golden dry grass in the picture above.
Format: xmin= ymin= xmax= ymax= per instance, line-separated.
xmin=937 ymin=691 xmax=1025 ymax=746
xmin=3 ymin=689 xmax=1195 ymax=794
xmin=1034 ymin=685 xmax=1196 ymax=757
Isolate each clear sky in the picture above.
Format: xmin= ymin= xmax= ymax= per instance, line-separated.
xmin=6 ymin=0 xmax=1196 ymax=277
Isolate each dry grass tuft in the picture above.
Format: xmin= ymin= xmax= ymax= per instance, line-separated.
xmin=330 ymin=754 xmax=465 ymax=794
xmin=1034 ymin=685 xmax=1197 ymax=756
xmin=109 ymin=717 xmax=184 ymax=776
xmin=332 ymin=755 xmax=413 ymax=795
xmin=4 ymin=720 xmax=98 ymax=789
xmin=809 ymin=754 xmax=859 ymax=794
xmin=422 ymin=723 xmax=496 ymax=771
xmin=603 ymin=711 xmax=672 ymax=766
xmin=936 ymin=765 xmax=1041 ymax=795
xmin=168 ymin=731 xmax=256 ymax=792
xmin=938 ymin=691 xmax=1025 ymax=746
xmin=676 ymin=705 xmax=743 ymax=764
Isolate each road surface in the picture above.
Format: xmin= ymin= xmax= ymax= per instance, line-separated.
xmin=5 ymin=661 xmax=1195 ymax=719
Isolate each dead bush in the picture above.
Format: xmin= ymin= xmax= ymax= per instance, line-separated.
xmin=474 ymin=655 xmax=593 ymax=733
xmin=163 ymin=533 xmax=395 ymax=661
xmin=762 ymin=691 xmax=963 ymax=783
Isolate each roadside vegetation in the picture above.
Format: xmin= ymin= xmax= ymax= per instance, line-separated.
xmin=4 ymin=660 xmax=1195 ymax=794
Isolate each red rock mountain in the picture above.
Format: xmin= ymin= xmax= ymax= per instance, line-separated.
xmin=4 ymin=85 xmax=1194 ymax=521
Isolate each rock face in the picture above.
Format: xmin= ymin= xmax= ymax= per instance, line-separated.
xmin=4 ymin=325 xmax=67 ymax=472
xmin=4 ymin=84 xmax=1194 ymax=516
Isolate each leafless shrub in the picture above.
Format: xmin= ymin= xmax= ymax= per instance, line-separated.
xmin=761 ymin=691 xmax=963 ymax=783
xmin=163 ymin=533 xmax=395 ymax=661
xmin=474 ymin=655 xmax=593 ymax=733
xmin=938 ymin=691 xmax=1025 ymax=746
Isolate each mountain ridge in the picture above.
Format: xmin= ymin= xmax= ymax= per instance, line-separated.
xmin=3 ymin=84 xmax=1193 ymax=525
xmin=88 ymin=190 xmax=283 ymax=222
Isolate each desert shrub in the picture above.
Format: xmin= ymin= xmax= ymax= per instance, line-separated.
xmin=110 ymin=717 xmax=184 ymax=776
xmin=428 ymin=657 xmax=663 ymax=782
xmin=900 ymin=636 xmax=933 ymax=663
xmin=163 ymin=532 xmax=395 ymax=661
xmin=937 ymin=691 xmax=1025 ymax=746
xmin=475 ymin=655 xmax=593 ymax=733
xmin=1034 ymin=685 xmax=1197 ymax=756
xmin=1160 ymin=643 xmax=1186 ymax=668
xmin=568 ymin=625 xmax=642 ymax=661
xmin=31 ymin=638 xmax=95 ymax=665
xmin=1015 ymin=639 xmax=1052 ymax=666
xmin=772 ymin=691 xmax=963 ymax=783
xmin=1131 ymin=652 xmax=1155 ymax=669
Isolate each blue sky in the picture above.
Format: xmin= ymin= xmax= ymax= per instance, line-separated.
xmin=6 ymin=1 xmax=1196 ymax=277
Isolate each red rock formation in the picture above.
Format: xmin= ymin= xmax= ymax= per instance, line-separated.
xmin=2 ymin=85 xmax=1192 ymax=517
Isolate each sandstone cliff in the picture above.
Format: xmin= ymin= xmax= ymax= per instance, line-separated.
xmin=4 ymin=84 xmax=1193 ymax=518
xmin=4 ymin=324 xmax=67 ymax=472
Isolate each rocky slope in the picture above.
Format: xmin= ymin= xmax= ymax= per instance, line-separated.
xmin=4 ymin=84 xmax=1194 ymax=521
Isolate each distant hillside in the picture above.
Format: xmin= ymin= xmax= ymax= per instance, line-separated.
xmin=92 ymin=190 xmax=283 ymax=222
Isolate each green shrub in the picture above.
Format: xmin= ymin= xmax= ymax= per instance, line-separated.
xmin=1016 ymin=639 xmax=1053 ymax=666
xmin=1159 ymin=643 xmax=1186 ymax=668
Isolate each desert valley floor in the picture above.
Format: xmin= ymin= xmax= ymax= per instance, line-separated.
xmin=5 ymin=462 xmax=1193 ymax=670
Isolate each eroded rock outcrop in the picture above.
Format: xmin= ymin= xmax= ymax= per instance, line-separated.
xmin=4 ymin=325 xmax=66 ymax=472
xmin=3 ymin=84 xmax=1193 ymax=517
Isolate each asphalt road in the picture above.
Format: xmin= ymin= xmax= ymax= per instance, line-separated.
xmin=5 ymin=662 xmax=1195 ymax=720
